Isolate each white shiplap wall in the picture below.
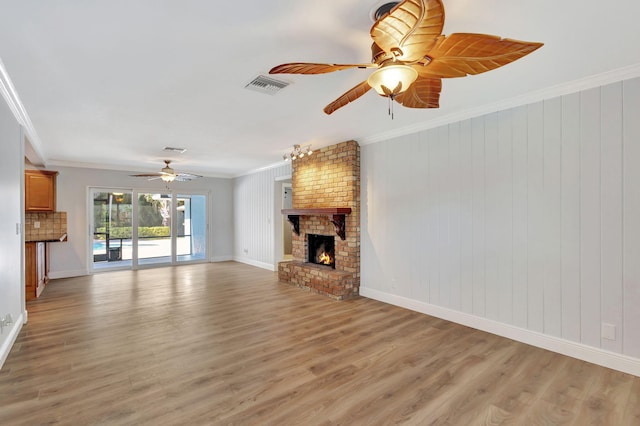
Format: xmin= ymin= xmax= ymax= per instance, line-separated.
xmin=233 ymin=163 xmax=291 ymax=270
xmin=361 ymin=77 xmax=640 ymax=373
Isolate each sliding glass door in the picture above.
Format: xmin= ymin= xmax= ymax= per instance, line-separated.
xmin=90 ymin=189 xmax=207 ymax=271
xmin=137 ymin=192 xmax=172 ymax=266
xmin=91 ymin=190 xmax=133 ymax=270
xmin=176 ymin=194 xmax=207 ymax=262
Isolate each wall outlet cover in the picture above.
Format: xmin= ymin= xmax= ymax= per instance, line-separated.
xmin=602 ymin=323 xmax=616 ymax=340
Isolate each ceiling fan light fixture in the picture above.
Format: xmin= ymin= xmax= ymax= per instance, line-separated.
xmin=130 ymin=160 xmax=202 ymax=182
xmin=367 ymin=64 xmax=418 ymax=96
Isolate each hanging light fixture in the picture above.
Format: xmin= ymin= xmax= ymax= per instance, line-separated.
xmin=160 ymin=162 xmax=176 ymax=182
xmin=367 ymin=60 xmax=418 ymax=119
xmin=367 ymin=63 xmax=418 ymax=97
xmin=283 ymin=144 xmax=313 ymax=161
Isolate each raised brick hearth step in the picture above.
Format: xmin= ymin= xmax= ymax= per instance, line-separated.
xmin=278 ymin=261 xmax=358 ymax=301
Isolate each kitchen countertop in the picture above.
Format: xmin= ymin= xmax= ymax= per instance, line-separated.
xmin=25 ymin=233 xmax=68 ymax=243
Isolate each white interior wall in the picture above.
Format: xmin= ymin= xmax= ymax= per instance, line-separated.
xmin=49 ymin=166 xmax=233 ymax=277
xmin=232 ymin=163 xmax=291 ymax=270
xmin=361 ymin=77 xmax=640 ymax=376
xmin=0 ymin=92 xmax=24 ymax=368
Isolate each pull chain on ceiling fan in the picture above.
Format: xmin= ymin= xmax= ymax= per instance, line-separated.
xmin=269 ymin=0 xmax=543 ymax=115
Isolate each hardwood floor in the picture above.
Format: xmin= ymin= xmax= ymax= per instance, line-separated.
xmin=1 ymin=262 xmax=639 ymax=425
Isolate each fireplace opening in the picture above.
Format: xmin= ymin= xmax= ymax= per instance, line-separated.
xmin=308 ymin=234 xmax=335 ymax=269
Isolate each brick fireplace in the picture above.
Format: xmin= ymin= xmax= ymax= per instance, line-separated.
xmin=278 ymin=140 xmax=360 ymax=300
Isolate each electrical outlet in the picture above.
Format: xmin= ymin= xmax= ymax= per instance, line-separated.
xmin=243 ymin=248 xmax=248 ymax=254
xmin=34 ymin=221 xmax=40 ymax=229
xmin=602 ymin=323 xmax=616 ymax=340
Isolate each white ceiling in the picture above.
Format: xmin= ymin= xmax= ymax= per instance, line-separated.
xmin=1 ymin=0 xmax=640 ymax=177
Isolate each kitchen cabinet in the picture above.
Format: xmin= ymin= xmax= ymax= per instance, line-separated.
xmin=25 ymin=242 xmax=49 ymax=301
xmin=25 ymin=170 xmax=58 ymax=212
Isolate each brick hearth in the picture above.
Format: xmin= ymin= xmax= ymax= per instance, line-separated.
xmin=278 ymin=140 xmax=360 ymax=300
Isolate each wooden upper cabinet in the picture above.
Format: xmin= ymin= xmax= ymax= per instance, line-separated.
xmin=25 ymin=170 xmax=58 ymax=212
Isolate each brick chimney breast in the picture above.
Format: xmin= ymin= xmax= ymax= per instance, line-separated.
xmin=278 ymin=140 xmax=360 ymax=300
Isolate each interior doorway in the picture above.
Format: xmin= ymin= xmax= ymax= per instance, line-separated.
xmin=273 ymin=176 xmax=292 ymax=268
xmin=282 ymin=184 xmax=293 ymax=259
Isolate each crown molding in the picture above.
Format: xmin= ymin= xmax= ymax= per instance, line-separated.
xmin=359 ymin=63 xmax=640 ymax=146
xmin=0 ymin=58 xmax=46 ymax=164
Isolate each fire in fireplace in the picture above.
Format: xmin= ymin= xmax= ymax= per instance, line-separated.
xmin=308 ymin=234 xmax=335 ymax=269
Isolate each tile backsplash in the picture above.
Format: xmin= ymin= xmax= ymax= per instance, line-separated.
xmin=25 ymin=212 xmax=67 ymax=241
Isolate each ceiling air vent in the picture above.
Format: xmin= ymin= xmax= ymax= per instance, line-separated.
xmin=245 ymin=75 xmax=289 ymax=95
xmin=163 ymin=147 xmax=187 ymax=154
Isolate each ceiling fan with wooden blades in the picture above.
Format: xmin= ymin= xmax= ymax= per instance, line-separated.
xmin=129 ymin=160 xmax=202 ymax=183
xmin=269 ymin=0 xmax=543 ymax=115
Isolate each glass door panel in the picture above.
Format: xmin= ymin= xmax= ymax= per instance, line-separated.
xmin=137 ymin=193 xmax=172 ymax=266
xmin=177 ymin=194 xmax=207 ymax=262
xmin=91 ymin=190 xmax=133 ymax=270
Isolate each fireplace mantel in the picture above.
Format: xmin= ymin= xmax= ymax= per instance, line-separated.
xmin=281 ymin=208 xmax=352 ymax=240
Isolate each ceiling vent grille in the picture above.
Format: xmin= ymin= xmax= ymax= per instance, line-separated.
xmin=245 ymin=75 xmax=289 ymax=95
xmin=163 ymin=147 xmax=187 ymax=154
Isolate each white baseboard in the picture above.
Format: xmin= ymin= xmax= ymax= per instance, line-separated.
xmin=360 ymin=286 xmax=640 ymax=377
xmin=48 ymin=269 xmax=88 ymax=279
xmin=0 ymin=311 xmax=25 ymax=370
xmin=233 ymin=256 xmax=276 ymax=272
xmin=210 ymin=255 xmax=233 ymax=262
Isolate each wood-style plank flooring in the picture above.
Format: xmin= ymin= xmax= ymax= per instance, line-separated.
xmin=1 ymin=262 xmax=639 ymax=425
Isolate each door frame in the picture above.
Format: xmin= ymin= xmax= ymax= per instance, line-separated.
xmin=273 ymin=175 xmax=292 ymax=269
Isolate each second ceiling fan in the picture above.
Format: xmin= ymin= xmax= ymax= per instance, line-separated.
xmin=129 ymin=160 xmax=202 ymax=183
xmin=269 ymin=0 xmax=543 ymax=115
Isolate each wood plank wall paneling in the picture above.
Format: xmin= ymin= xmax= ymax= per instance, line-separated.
xmin=623 ymin=78 xmax=640 ymax=358
xmin=484 ymin=113 xmax=499 ymax=321
xmin=512 ymin=105 xmax=529 ymax=329
xmin=448 ymin=122 xmax=462 ymax=311
xmin=233 ymin=163 xmax=291 ymax=267
xmin=361 ymin=77 xmax=640 ymax=359
xmin=527 ymin=101 xmax=544 ymax=333
xmin=459 ymin=119 xmax=474 ymax=314
xmin=601 ymin=82 xmax=624 ymax=354
xmin=580 ymin=87 xmax=602 ymax=348
xmin=543 ymin=97 xmax=563 ymax=338
xmin=497 ymin=110 xmax=514 ymax=324
xmin=561 ymin=92 xmax=582 ymax=342
xmin=471 ymin=118 xmax=486 ymax=316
